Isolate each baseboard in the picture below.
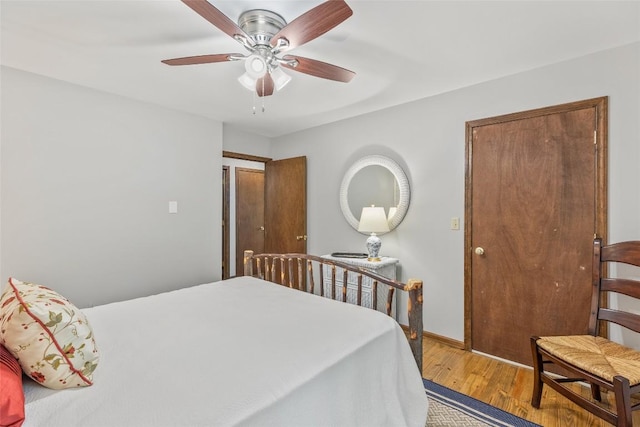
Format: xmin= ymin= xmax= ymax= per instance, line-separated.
xmin=424 ymin=331 xmax=465 ymax=349
xmin=400 ymin=325 xmax=465 ymax=350
xmin=472 ymin=349 xmax=533 ymax=369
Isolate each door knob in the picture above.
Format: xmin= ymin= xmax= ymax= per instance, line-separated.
xmin=475 ymin=247 xmax=485 ymax=255
xmin=296 ymin=235 xmax=307 ymax=241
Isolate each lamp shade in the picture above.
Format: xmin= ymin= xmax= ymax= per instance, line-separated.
xmin=238 ymin=72 xmax=256 ymax=91
xmin=358 ymin=206 xmax=390 ymax=234
xmin=244 ymin=54 xmax=267 ymax=79
xmin=270 ymin=66 xmax=291 ymax=91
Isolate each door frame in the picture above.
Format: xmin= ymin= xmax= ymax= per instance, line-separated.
xmin=222 ymin=165 xmax=230 ymax=279
xmin=222 ymin=151 xmax=309 ymax=273
xmin=463 ymin=97 xmax=608 ymax=351
xmin=223 ymin=152 xmax=271 ymax=277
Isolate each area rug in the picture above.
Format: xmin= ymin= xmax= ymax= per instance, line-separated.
xmin=424 ymin=379 xmax=541 ymax=427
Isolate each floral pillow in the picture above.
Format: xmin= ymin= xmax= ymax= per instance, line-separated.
xmin=0 ymin=278 xmax=99 ymax=390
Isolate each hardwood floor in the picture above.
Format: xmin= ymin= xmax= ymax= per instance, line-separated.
xmin=421 ymin=336 xmax=640 ymax=426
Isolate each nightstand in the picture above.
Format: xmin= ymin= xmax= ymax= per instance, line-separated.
xmin=321 ymin=255 xmax=399 ymax=318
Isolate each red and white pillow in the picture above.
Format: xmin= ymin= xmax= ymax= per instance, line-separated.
xmin=0 ymin=278 xmax=99 ymax=390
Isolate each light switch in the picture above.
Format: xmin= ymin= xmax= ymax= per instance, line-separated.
xmin=450 ymin=217 xmax=460 ymax=230
xmin=169 ymin=201 xmax=178 ymax=214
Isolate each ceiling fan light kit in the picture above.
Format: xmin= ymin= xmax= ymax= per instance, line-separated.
xmin=162 ymin=0 xmax=355 ymax=103
xmin=269 ymin=67 xmax=292 ymax=91
xmin=244 ymin=54 xmax=268 ymax=78
xmin=237 ymin=73 xmax=256 ymax=91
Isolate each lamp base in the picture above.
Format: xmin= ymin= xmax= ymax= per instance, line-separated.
xmin=365 ymin=233 xmax=382 ymax=262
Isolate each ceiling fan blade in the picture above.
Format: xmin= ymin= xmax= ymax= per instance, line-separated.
xmin=256 ymin=74 xmax=275 ymax=97
xmin=181 ymin=0 xmax=251 ymax=43
xmin=270 ymin=0 xmax=352 ymax=51
xmin=162 ymin=53 xmax=242 ymax=66
xmin=281 ymin=55 xmax=355 ymax=83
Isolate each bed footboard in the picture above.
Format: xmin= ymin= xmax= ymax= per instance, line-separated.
xmin=243 ymin=250 xmax=423 ymax=370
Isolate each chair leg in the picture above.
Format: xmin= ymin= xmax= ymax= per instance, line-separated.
xmin=590 ymin=383 xmax=602 ymax=401
xmin=530 ymin=336 xmax=544 ymax=408
xmin=613 ymin=376 xmax=632 ymax=427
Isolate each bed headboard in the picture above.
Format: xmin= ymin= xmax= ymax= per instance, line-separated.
xmin=243 ymin=250 xmax=423 ymax=370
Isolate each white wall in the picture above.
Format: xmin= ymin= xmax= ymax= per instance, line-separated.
xmin=2 ymin=42 xmax=637 ymax=343
xmin=1 ymin=66 xmax=223 ymax=308
xmin=223 ymin=125 xmax=271 ymax=158
xmin=271 ymin=42 xmax=640 ymax=342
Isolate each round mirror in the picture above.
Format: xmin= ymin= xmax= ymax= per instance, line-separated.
xmin=339 ymin=155 xmax=410 ymax=232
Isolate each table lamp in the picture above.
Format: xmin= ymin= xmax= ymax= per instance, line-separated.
xmin=358 ymin=205 xmax=390 ymax=261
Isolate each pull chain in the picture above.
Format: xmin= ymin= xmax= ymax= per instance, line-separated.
xmin=250 ymin=78 xmax=269 ymax=114
xmin=252 ymin=86 xmax=257 ymax=115
xmin=251 ymin=79 xmax=267 ymax=114
xmin=261 ymin=78 xmax=266 ymax=113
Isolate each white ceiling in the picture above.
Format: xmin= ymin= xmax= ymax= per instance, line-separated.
xmin=2 ymin=1 xmax=639 ymax=137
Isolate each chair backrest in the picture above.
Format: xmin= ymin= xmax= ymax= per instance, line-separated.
xmin=590 ymin=238 xmax=640 ymax=336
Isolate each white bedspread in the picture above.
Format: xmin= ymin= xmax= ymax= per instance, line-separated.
xmin=23 ymin=276 xmax=427 ymax=426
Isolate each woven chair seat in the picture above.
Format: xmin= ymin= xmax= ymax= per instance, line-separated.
xmin=537 ymin=335 xmax=640 ymax=385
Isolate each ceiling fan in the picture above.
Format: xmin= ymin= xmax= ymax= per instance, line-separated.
xmin=162 ymin=0 xmax=356 ymax=97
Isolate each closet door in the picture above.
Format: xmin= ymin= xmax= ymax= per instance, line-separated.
xmin=465 ymin=97 xmax=607 ymax=366
xmin=235 ymin=168 xmax=265 ymax=276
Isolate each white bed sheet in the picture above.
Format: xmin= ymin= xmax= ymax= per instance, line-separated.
xmin=23 ymin=276 xmax=428 ymax=426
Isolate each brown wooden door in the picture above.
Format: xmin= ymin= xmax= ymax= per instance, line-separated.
xmin=465 ymin=98 xmax=607 ymax=366
xmin=235 ymin=168 xmax=265 ymax=275
xmin=264 ymin=156 xmax=307 ymax=255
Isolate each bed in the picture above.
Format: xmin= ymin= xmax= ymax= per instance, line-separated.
xmin=1 ymin=252 xmax=427 ymax=427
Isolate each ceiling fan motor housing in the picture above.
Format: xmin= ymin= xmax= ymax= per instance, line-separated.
xmin=238 ymin=9 xmax=287 ymax=46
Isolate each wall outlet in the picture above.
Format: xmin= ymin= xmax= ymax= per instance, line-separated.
xmin=450 ymin=217 xmax=460 ymax=230
xmin=169 ymin=201 xmax=178 ymax=214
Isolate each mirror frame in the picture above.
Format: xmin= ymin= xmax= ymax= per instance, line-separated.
xmin=339 ymin=155 xmax=410 ymax=232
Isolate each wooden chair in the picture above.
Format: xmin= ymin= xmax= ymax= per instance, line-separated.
xmin=531 ymin=238 xmax=640 ymax=427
